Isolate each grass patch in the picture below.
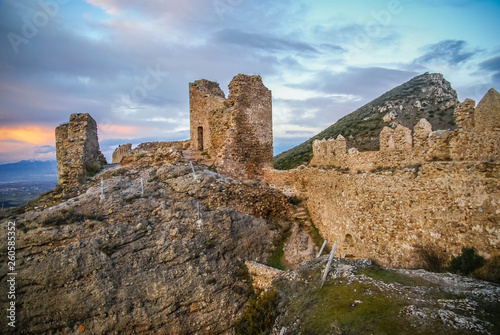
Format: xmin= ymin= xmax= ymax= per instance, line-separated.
xmin=285 ymin=280 xmax=410 ymax=334
xmin=473 ymin=255 xmax=500 ymax=284
xmin=234 ymin=289 xmax=279 ymax=335
xmin=413 ymin=244 xmax=447 ymax=272
xmin=276 ymin=267 xmax=476 ymax=335
xmin=42 ymin=209 xmax=85 ymax=226
xmin=307 ymin=219 xmax=326 ymax=250
xmin=268 ymin=230 xmax=292 ymax=270
xmin=359 ymin=267 xmax=433 ymax=287
xmin=85 ymin=160 xmax=101 ymax=177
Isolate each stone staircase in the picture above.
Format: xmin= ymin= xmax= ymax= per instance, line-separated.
xmin=291 ymin=205 xmax=309 ymax=221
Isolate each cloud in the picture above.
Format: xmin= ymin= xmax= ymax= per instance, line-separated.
xmin=213 ymin=29 xmax=318 ymax=54
xmin=479 ymin=55 xmax=500 ymax=83
xmin=413 ymin=40 xmax=480 ymax=67
xmin=295 ymin=67 xmax=418 ymax=98
xmin=34 ymin=145 xmax=56 ymax=154
xmin=320 ymin=44 xmax=346 ymax=53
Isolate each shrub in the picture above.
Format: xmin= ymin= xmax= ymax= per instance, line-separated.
xmin=414 ymin=244 xmax=446 ymax=273
xmin=473 ymin=255 xmax=500 ymax=284
xmin=85 ymin=161 xmax=101 ymax=176
xmin=288 ymin=195 xmax=302 ymax=206
xmin=448 ymin=247 xmax=485 ymax=275
xmin=234 ymin=289 xmax=279 ymax=335
xmin=42 ymin=209 xmax=84 ymax=226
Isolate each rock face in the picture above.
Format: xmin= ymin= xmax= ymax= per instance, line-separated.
xmin=111 ymin=143 xmax=132 ymax=164
xmin=0 ymin=162 xmax=292 ymax=334
xmin=189 ymin=74 xmax=273 ymax=180
xmin=274 ymin=72 xmax=459 ymax=170
xmin=55 ymin=113 xmax=107 ymax=185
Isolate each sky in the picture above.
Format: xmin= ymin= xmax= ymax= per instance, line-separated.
xmin=0 ymin=0 xmax=499 ymax=164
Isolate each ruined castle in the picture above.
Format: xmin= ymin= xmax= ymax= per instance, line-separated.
xmin=263 ymin=88 xmax=500 ymax=267
xmin=54 ymin=75 xmax=500 ymax=268
xmin=189 ymin=74 xmax=273 ymax=179
xmin=55 ymin=113 xmax=107 ymax=185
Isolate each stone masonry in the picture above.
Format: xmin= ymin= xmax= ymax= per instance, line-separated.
xmin=55 ymin=113 xmax=107 ymax=185
xmin=189 ymin=74 xmax=273 ymax=180
xmin=264 ymin=89 xmax=500 ymax=268
xmin=111 ymin=143 xmax=132 ymax=164
xmin=245 ymin=261 xmax=283 ymax=291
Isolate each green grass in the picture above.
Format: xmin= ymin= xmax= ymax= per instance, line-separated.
xmin=234 ymin=289 xmax=279 ymax=335
xmin=268 ymin=230 xmax=291 ymax=270
xmin=359 ymin=267 xmax=433 ymax=287
xmin=300 ymin=282 xmax=408 ymax=334
xmin=274 ymin=265 xmax=484 ymax=335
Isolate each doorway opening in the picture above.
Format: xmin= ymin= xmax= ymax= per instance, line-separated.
xmin=197 ymin=126 xmax=204 ymax=151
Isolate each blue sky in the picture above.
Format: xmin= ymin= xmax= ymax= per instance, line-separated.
xmin=0 ymin=0 xmax=499 ymax=163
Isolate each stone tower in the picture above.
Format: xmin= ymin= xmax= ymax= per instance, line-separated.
xmin=189 ymin=74 xmax=273 ymax=180
xmin=55 ymin=113 xmax=107 ymax=185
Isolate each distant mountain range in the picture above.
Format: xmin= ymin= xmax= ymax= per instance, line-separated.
xmin=0 ymin=160 xmax=57 ymax=183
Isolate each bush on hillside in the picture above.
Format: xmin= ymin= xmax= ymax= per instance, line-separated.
xmin=448 ymin=247 xmax=484 ymax=275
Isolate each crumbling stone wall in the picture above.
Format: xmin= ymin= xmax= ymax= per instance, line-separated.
xmin=189 ymin=74 xmax=273 ymax=180
xmin=55 ymin=113 xmax=106 ymax=185
xmin=245 ymin=261 xmax=283 ymax=291
xmin=112 ymin=143 xmax=132 ymax=164
xmin=189 ymin=80 xmax=226 ymax=152
xmin=310 ymin=89 xmax=500 ymax=171
xmin=474 ymin=88 xmax=500 ymax=132
xmin=264 ymin=89 xmax=500 ymax=268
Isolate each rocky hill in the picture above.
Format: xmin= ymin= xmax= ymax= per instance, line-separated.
xmin=0 ymin=157 xmax=294 ymax=334
xmin=274 ymin=73 xmax=458 ymax=170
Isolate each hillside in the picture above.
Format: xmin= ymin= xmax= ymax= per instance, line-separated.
xmin=0 ymin=160 xmax=57 ymax=183
xmin=274 ymin=73 xmax=458 ymax=170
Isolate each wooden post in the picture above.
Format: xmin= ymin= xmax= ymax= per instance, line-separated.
xmin=321 ymin=241 xmax=337 ymax=289
xmin=100 ymin=177 xmax=104 ymax=200
xmin=189 ymin=161 xmax=198 ymax=182
xmin=317 ymin=240 xmax=327 ymax=258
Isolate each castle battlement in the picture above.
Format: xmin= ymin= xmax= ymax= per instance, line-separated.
xmin=310 ymin=88 xmax=500 ymax=171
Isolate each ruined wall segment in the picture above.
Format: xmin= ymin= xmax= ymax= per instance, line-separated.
xmin=264 ymin=88 xmax=500 ymax=268
xmin=189 ymin=79 xmax=226 ymax=152
xmin=310 ymin=89 xmax=500 ymax=170
xmin=189 ymin=74 xmax=273 ymax=180
xmin=454 ymin=98 xmax=475 ymax=130
xmin=112 ymin=143 xmax=132 ymax=164
xmin=474 ymin=88 xmax=500 ymax=132
xmin=55 ymin=113 xmax=107 ymax=185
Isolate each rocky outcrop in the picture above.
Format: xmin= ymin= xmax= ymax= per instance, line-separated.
xmin=269 ymin=257 xmax=500 ymax=334
xmin=245 ymin=261 xmax=283 ymax=291
xmin=0 ymin=162 xmax=288 ymax=334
